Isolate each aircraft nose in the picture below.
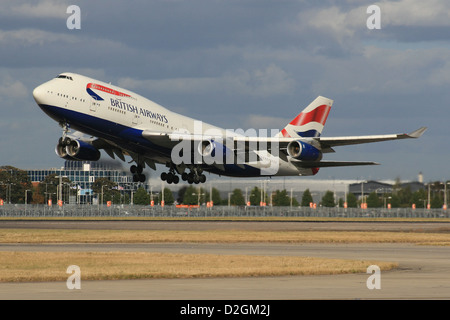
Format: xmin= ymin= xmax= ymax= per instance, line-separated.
xmin=32 ymin=84 xmax=46 ymax=105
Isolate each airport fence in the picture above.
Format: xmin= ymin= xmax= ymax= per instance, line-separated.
xmin=0 ymin=204 xmax=449 ymax=218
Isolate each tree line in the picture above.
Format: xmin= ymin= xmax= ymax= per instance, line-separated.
xmin=0 ymin=166 xmax=448 ymax=208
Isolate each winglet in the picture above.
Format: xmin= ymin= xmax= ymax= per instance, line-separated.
xmin=407 ymin=127 xmax=427 ymax=138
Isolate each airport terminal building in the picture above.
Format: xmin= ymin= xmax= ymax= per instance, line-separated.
xmin=348 ymin=180 xmax=425 ymax=197
xmin=27 ymin=161 xmax=135 ymax=203
xmin=27 ymin=160 xmax=132 ymax=186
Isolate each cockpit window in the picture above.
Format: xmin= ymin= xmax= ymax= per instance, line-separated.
xmin=56 ymin=75 xmax=73 ymax=80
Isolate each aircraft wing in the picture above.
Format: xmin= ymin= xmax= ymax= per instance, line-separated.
xmin=230 ymin=127 xmax=427 ymax=152
xmin=86 ymin=136 xmax=160 ymax=170
xmin=315 ymin=127 xmax=427 ymax=151
xmin=142 ymin=127 xmax=427 ymax=155
xmin=142 ymin=131 xmax=211 ymax=148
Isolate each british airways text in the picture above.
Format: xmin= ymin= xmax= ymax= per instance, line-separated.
xmin=110 ymin=98 xmax=168 ymax=123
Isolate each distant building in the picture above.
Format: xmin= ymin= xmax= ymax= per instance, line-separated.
xmin=348 ymin=180 xmax=393 ymax=197
xmin=349 ymin=180 xmax=425 ymax=197
xmin=27 ymin=160 xmax=136 ymax=203
xmin=27 ymin=160 xmax=132 ymax=186
xmin=398 ymin=181 xmax=426 ymax=193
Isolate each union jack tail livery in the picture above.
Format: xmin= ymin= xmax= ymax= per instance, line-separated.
xmin=277 ymin=96 xmax=333 ymax=138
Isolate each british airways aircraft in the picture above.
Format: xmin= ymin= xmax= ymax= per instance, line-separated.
xmin=32 ymin=72 xmax=426 ymax=184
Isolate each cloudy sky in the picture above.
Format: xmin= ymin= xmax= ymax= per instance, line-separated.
xmin=0 ymin=0 xmax=448 ymax=182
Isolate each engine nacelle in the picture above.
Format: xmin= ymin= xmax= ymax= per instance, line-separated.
xmin=198 ymin=139 xmax=233 ymax=164
xmin=55 ymin=138 xmax=101 ymax=161
xmin=55 ymin=140 xmax=76 ymax=160
xmin=287 ymin=140 xmax=322 ymax=161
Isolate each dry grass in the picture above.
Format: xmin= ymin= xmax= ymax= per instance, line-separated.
xmin=2 ymin=226 xmax=446 ymax=282
xmin=0 ymin=251 xmax=398 ymax=282
xmin=1 ymin=229 xmax=449 ymax=245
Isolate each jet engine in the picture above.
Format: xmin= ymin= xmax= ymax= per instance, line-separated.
xmin=198 ymin=139 xmax=233 ymax=164
xmin=55 ymin=138 xmax=101 ymax=161
xmin=286 ymin=140 xmax=322 ymax=161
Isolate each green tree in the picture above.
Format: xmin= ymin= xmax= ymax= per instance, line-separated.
xmin=390 ymin=194 xmax=401 ymax=208
xmin=177 ymin=185 xmax=188 ymax=203
xmin=301 ymin=189 xmax=313 ymax=207
xmin=156 ymin=187 xmax=175 ymax=205
xmin=431 ymin=195 xmax=443 ymax=209
xmin=0 ymin=166 xmax=33 ymax=204
xmin=36 ymin=173 xmax=71 ymax=204
xmin=92 ymin=178 xmax=120 ymax=204
xmin=367 ymin=192 xmax=381 ymax=208
xmin=397 ymin=186 xmax=413 ymax=207
xmin=249 ymin=186 xmax=261 ymax=206
xmin=183 ymin=186 xmax=205 ymax=205
xmin=412 ymin=189 xmax=427 ymax=209
xmin=210 ymin=187 xmax=221 ymax=205
xmin=346 ymin=193 xmax=358 ymax=208
xmin=133 ymin=187 xmax=150 ymax=205
xmin=230 ymin=188 xmax=245 ymax=206
xmin=321 ymin=190 xmax=335 ymax=207
xmin=272 ymin=190 xmax=290 ymax=206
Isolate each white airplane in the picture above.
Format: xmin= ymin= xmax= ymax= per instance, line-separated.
xmin=32 ymin=72 xmax=426 ymax=184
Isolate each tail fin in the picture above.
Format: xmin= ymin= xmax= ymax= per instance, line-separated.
xmin=276 ymin=96 xmax=333 ymax=138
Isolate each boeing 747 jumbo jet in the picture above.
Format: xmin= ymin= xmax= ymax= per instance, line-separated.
xmin=33 ymin=72 xmax=426 ymax=184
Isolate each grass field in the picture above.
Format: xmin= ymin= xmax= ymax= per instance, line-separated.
xmin=0 ymin=251 xmax=398 ymax=282
xmin=0 ymin=217 xmax=448 ymax=282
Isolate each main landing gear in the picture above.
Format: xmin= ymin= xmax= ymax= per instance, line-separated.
xmin=160 ymin=166 xmax=206 ymax=184
xmin=130 ymin=164 xmax=146 ymax=183
xmin=160 ymin=170 xmax=179 ymax=184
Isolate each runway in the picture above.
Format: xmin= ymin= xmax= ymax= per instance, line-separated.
xmin=0 ymin=220 xmax=449 ymax=300
xmin=1 ymin=218 xmax=449 ymax=232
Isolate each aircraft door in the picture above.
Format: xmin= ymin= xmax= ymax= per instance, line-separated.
xmin=132 ymin=114 xmax=141 ymax=126
xmin=90 ymin=96 xmax=98 ymax=112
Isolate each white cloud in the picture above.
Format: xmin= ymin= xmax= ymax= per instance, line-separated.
xmin=0 ymin=77 xmax=27 ymax=99
xmin=118 ymin=64 xmax=295 ymax=98
xmin=231 ymin=64 xmax=295 ymax=97
xmin=6 ymin=0 xmax=69 ymax=19
xmin=289 ymin=0 xmax=450 ymax=50
xmin=0 ymin=29 xmax=78 ymax=47
xmin=243 ymin=114 xmax=290 ymax=131
xmin=379 ymin=0 xmax=450 ymax=27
